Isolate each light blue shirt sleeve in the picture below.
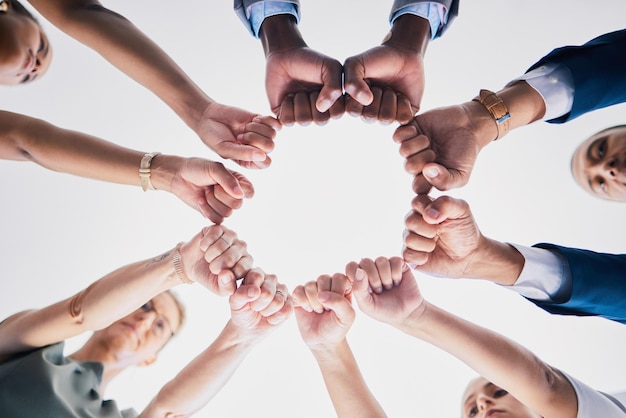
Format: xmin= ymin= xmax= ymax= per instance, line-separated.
xmin=502 ymin=244 xmax=570 ymax=302
xmin=247 ymin=1 xmax=299 ymax=38
xmin=508 ymin=64 xmax=575 ymax=121
xmin=390 ymin=2 xmax=449 ymax=40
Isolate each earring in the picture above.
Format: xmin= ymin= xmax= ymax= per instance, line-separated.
xmin=0 ymin=0 xmax=8 ymax=13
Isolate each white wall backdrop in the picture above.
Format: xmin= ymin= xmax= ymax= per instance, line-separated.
xmin=1 ymin=1 xmax=626 ymax=416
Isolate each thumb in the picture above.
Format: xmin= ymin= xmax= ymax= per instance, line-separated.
xmin=343 ymin=59 xmax=373 ymax=106
xmin=422 ymin=162 xmax=467 ymax=191
xmin=215 ymin=141 xmax=267 ymax=164
xmin=208 ymin=163 xmax=244 ymax=199
xmin=316 ymin=60 xmax=344 ymax=112
xmin=351 ymin=268 xmax=374 ymax=312
xmin=217 ymin=270 xmax=237 ymax=296
xmin=318 ymin=291 xmax=355 ymax=324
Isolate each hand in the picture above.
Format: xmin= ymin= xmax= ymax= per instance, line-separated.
xmin=343 ymin=14 xmax=430 ymax=125
xmin=346 ymin=257 xmax=424 ymax=327
xmin=154 ymin=156 xmax=254 ymax=223
xmin=179 ymin=225 xmax=253 ymax=296
xmin=196 ymin=103 xmax=281 ymax=169
xmin=260 ymin=14 xmax=344 ymax=126
xmin=292 ymin=273 xmax=354 ymax=350
xmin=229 ymin=268 xmax=293 ymax=341
xmin=403 ymin=195 xmax=483 ymax=276
xmin=394 ymin=102 xmax=496 ymax=194
xmin=343 ymin=44 xmax=424 ymax=124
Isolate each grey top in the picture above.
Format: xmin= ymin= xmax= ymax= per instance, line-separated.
xmin=0 ymin=342 xmax=137 ymax=418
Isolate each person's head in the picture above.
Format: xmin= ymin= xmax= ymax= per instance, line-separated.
xmin=571 ymin=125 xmax=626 ymax=201
xmin=88 ymin=290 xmax=186 ymax=368
xmin=461 ymin=377 xmax=541 ymax=418
xmin=0 ymin=0 xmax=52 ymax=85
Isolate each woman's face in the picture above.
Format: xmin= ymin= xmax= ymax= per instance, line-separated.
xmin=461 ymin=378 xmax=541 ymax=418
xmin=0 ymin=11 xmax=51 ymax=85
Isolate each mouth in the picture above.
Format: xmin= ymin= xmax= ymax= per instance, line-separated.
xmin=485 ymin=410 xmax=505 ymax=418
xmin=121 ymin=322 xmax=140 ymax=346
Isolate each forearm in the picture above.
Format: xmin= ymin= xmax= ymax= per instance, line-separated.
xmin=463 ymin=237 xmax=525 ymax=285
xmin=398 ymin=303 xmax=577 ymax=417
xmin=0 ymin=111 xmax=186 ymax=191
xmin=311 ymin=340 xmax=387 ymax=418
xmin=383 ymin=13 xmax=430 ymax=56
xmin=259 ymin=14 xmax=306 ymax=56
xmin=141 ymin=321 xmax=256 ymax=417
xmin=28 ymin=0 xmax=212 ymax=131
xmin=0 ymin=245 xmax=182 ymax=358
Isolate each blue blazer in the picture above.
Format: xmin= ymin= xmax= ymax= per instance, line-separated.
xmin=527 ymin=243 xmax=626 ymax=324
xmin=527 ymin=29 xmax=626 ymax=123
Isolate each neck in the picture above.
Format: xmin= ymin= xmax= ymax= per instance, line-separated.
xmin=68 ymin=340 xmax=129 ymax=392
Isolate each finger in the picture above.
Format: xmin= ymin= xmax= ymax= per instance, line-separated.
xmin=229 ymin=283 xmax=261 ymax=311
xmin=242 ymin=267 xmax=265 ymax=289
xmin=405 ymin=148 xmax=436 ymax=176
xmin=212 ymin=185 xmax=243 ymax=211
xmin=309 ymin=91 xmax=331 ymax=125
xmin=292 ymin=285 xmax=312 ymax=312
xmin=252 ymin=115 xmax=282 ymax=133
xmin=316 ymin=60 xmax=344 ymax=113
xmin=249 ymin=273 xmax=278 ymax=312
xmin=317 ymin=290 xmax=355 ymax=325
xmin=396 ymin=94 xmax=415 ymax=125
xmin=420 ymin=195 xmax=471 ymax=225
xmin=393 ymin=123 xmax=418 ymax=144
xmin=403 ymin=228 xmax=437 ymax=253
xmin=199 ymin=225 xmax=225 ymax=252
xmin=213 ymin=141 xmax=267 ymax=164
xmin=343 ymin=58 xmax=374 ymax=106
xmin=345 ymin=95 xmax=364 ymax=117
xmin=359 ymin=258 xmax=383 ymax=294
xmin=236 ymin=130 xmax=275 ymax=155
xmin=197 ymin=199 xmax=225 ymax=224
xmin=208 ymin=241 xmax=247 ymax=275
xmin=231 ymin=171 xmax=254 ymax=198
xmin=232 ymin=253 xmax=253 ymax=280
xmin=330 ymin=273 xmax=352 ymax=300
xmin=327 ymin=95 xmax=346 ymax=120
xmin=344 ymin=261 xmax=359 ymax=284
xmin=398 ymin=134 xmax=430 ymax=159
xmin=404 ymin=210 xmax=438 ymax=238
xmin=422 ymin=162 xmax=468 ymax=191
xmin=260 ymin=283 xmax=288 ymax=317
xmin=402 ymin=246 xmax=430 ymax=267
xmin=293 ymin=91 xmax=313 ymax=126
xmin=267 ymin=293 xmax=293 ymax=325
xmin=206 ymin=162 xmax=245 ymax=200
xmin=202 ymin=228 xmax=236 ymax=264
xmin=361 ymin=86 xmax=383 ymax=123
xmin=235 ymin=157 xmax=271 ymax=170
xmin=278 ymin=95 xmax=295 ymax=126
xmin=374 ymin=256 xmax=394 ymax=290
xmin=378 ymin=88 xmax=398 ymax=125
xmin=412 ymin=173 xmax=434 ymax=195
xmin=304 ymin=278 xmax=325 ymax=314
xmin=389 ymin=257 xmax=404 ymax=287
xmin=217 ymin=270 xmax=237 ymax=296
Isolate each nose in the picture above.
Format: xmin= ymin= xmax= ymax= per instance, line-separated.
xmin=476 ymin=394 xmax=493 ymax=414
xmin=604 ymin=158 xmax=617 ymax=178
xmin=135 ymin=310 xmax=157 ymax=333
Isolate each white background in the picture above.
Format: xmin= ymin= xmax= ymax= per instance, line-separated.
xmin=1 ymin=1 xmax=626 ymax=416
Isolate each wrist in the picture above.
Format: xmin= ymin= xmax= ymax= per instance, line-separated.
xmin=397 ymin=300 xmax=430 ymax=335
xmin=464 ymin=237 xmax=524 ymax=285
xmin=259 ymin=14 xmax=306 ymax=56
xmin=309 ymin=339 xmax=350 ymax=363
xmin=149 ymin=154 xmax=184 ymax=192
xmin=382 ymin=14 xmax=430 ymax=56
xmin=224 ymin=319 xmax=264 ymax=347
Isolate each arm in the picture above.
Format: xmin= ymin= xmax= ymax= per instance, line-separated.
xmin=140 ymin=268 xmax=292 ymax=417
xmin=259 ymin=14 xmax=344 ymax=125
xmin=292 ymin=273 xmax=386 ymax=418
xmin=0 ymin=111 xmax=254 ymax=223
xmin=347 ymin=257 xmax=578 ymax=418
xmin=0 ymin=225 xmax=252 ymax=362
xmin=27 ymin=0 xmax=281 ymax=168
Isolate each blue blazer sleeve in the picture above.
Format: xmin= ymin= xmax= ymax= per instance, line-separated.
xmin=390 ymin=0 xmax=459 ymax=38
xmin=527 ymin=243 xmax=626 ymax=324
xmin=526 ymin=29 xmax=626 ymax=124
xmin=233 ymin=0 xmax=300 ymax=36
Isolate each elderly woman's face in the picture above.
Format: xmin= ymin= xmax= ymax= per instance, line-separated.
xmin=572 ymin=126 xmax=626 ymax=201
xmin=0 ymin=12 xmax=51 ymax=85
xmin=461 ymin=378 xmax=540 ymax=418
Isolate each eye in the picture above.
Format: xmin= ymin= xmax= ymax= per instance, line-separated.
xmin=468 ymin=405 xmax=478 ymax=417
xmin=493 ymin=389 xmax=508 ymax=398
xmin=599 ymin=177 xmax=607 ymax=193
xmin=37 ymin=36 xmax=45 ymax=53
xmin=597 ymin=139 xmax=607 ymax=159
xmin=20 ymin=74 xmax=31 ymax=84
xmin=153 ymin=318 xmax=166 ymax=331
xmin=140 ymin=301 xmax=154 ymax=312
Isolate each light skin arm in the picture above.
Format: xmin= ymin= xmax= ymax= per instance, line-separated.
xmin=394 ymin=80 xmax=547 ymax=193
xmin=347 ymin=257 xmax=577 ymax=418
xmin=27 ymin=0 xmax=281 ymax=168
xmin=259 ymin=14 xmax=344 ymax=126
xmin=0 ymin=110 xmax=255 ymax=223
xmin=140 ymin=269 xmax=292 ymax=417
xmin=402 ymin=194 xmax=524 ymax=285
xmin=344 ymin=14 xmax=430 ymax=124
xmin=292 ymin=274 xmax=386 ymax=418
xmin=0 ymin=225 xmax=252 ymax=362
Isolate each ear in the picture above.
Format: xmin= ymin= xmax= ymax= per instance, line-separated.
xmin=138 ymin=354 xmax=158 ymax=367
